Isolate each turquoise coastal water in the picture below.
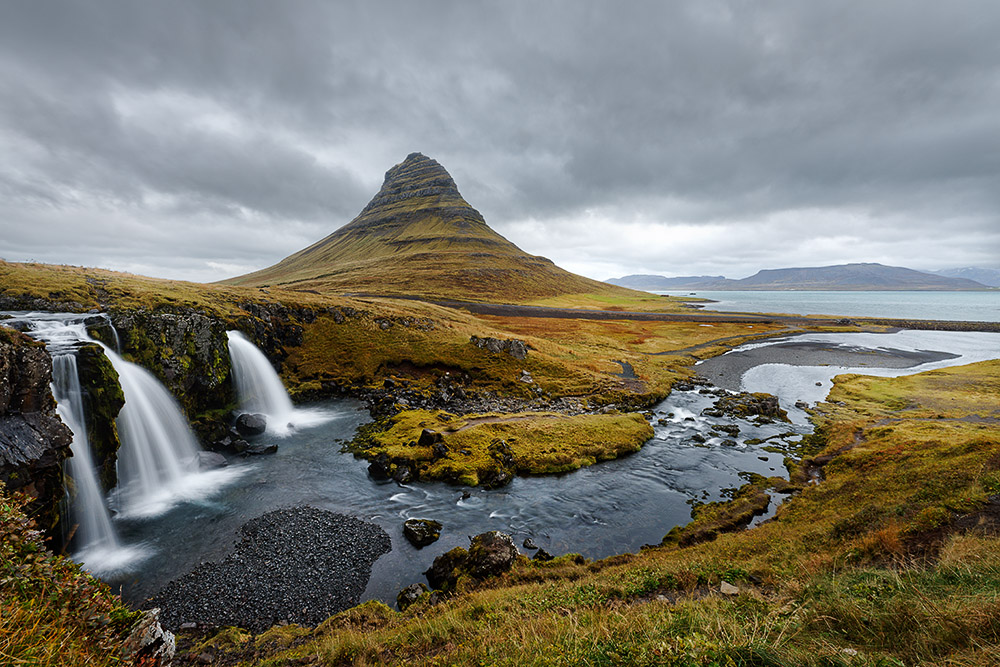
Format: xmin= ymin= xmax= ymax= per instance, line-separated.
xmin=655 ymin=290 xmax=1000 ymax=322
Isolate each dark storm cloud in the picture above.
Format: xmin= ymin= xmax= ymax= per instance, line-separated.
xmin=0 ymin=1 xmax=997 ymax=281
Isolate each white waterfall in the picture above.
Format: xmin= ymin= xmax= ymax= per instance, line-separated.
xmin=8 ymin=314 xmax=147 ymax=573
xmin=100 ymin=345 xmax=206 ymax=517
xmin=227 ymin=330 xmax=331 ymax=436
xmin=51 ymin=355 xmax=117 ymax=549
xmin=2 ymin=311 xmax=244 ymax=571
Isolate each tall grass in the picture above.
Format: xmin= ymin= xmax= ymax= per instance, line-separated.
xmin=0 ymin=487 xmax=140 ymax=666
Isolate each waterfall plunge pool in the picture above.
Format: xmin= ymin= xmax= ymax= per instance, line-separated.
xmin=112 ymin=388 xmax=806 ymax=607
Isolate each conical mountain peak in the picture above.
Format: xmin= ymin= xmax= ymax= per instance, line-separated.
xmin=225 ymin=154 xmax=617 ymax=301
xmin=358 ymin=152 xmax=472 ymax=220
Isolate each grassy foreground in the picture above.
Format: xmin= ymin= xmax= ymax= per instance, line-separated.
xmin=0 ymin=487 xmax=141 ymax=666
xmin=183 ymin=360 xmax=1000 ymax=666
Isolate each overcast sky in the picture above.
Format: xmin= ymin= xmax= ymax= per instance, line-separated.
xmin=1 ymin=1 xmax=998 ymax=283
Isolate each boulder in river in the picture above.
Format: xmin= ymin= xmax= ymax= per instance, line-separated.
xmin=403 ymin=518 xmax=442 ymax=548
xmin=241 ymin=443 xmax=278 ymax=457
xmin=368 ymin=452 xmax=391 ymax=480
xmin=196 ymin=451 xmax=228 ymax=470
xmin=234 ymin=413 xmax=267 ymax=436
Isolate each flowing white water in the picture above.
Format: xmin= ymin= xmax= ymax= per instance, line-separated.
xmin=2 ymin=314 xmax=148 ymax=573
xmin=97 ymin=343 xmax=249 ymax=519
xmin=226 ymin=330 xmax=332 ymax=436
xmin=52 ymin=355 xmax=150 ymax=573
xmin=2 ymin=312 xmax=247 ymax=572
xmin=51 ymin=354 xmax=118 ymax=550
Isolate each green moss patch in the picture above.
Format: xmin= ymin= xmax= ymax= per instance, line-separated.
xmin=350 ymin=409 xmax=654 ymax=486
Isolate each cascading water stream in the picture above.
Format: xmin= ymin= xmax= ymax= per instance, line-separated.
xmin=51 ymin=354 xmax=119 ymax=553
xmin=2 ymin=311 xmax=247 ymax=572
xmin=226 ymin=330 xmax=332 ymax=435
xmin=3 ymin=314 xmax=148 ymax=573
xmin=100 ymin=345 xmax=208 ymax=518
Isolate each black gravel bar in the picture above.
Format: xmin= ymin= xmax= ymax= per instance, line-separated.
xmin=147 ymin=506 xmax=391 ymax=632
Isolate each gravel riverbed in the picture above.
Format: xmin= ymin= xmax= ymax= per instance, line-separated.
xmin=147 ymin=506 xmax=391 ymax=632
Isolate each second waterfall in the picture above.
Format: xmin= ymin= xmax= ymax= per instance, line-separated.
xmin=226 ymin=330 xmax=332 ymax=436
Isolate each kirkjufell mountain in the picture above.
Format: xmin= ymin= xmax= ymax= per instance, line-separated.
xmin=226 ymin=153 xmax=625 ymax=301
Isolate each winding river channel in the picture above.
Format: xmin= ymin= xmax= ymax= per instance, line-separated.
xmin=107 ymin=328 xmax=1000 ymax=608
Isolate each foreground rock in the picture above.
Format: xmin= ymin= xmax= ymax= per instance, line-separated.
xmin=396 ymin=583 xmax=429 ymax=611
xmin=120 ymin=608 xmax=175 ymax=666
xmin=424 ymin=530 xmax=519 ymax=591
xmin=148 ymin=507 xmax=391 ymax=632
xmin=0 ymin=327 xmax=73 ymax=540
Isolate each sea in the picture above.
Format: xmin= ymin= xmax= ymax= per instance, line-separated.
xmin=654 ymin=290 xmax=1000 ymax=322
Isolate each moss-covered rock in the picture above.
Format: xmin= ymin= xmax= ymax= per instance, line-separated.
xmin=109 ymin=309 xmax=234 ymax=419
xmin=706 ymin=391 xmax=790 ymax=424
xmin=349 ymin=409 xmax=654 ymax=487
xmin=74 ymin=343 xmax=124 ymax=492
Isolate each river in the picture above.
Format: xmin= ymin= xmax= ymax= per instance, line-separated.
xmin=108 ymin=328 xmax=1000 ymax=608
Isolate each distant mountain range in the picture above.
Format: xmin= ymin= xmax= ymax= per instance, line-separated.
xmin=930 ymin=267 xmax=1000 ymax=288
xmin=604 ymin=275 xmax=725 ymax=290
xmin=608 ymin=263 xmax=994 ymax=291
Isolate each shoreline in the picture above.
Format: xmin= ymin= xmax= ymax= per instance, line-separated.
xmin=695 ymin=336 xmax=961 ymax=392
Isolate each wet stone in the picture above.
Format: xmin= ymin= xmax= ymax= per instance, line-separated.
xmin=148 ymin=507 xmax=391 ymax=633
xmin=234 ymin=413 xmax=267 ymax=436
xmin=403 ymin=518 xmax=442 ymax=548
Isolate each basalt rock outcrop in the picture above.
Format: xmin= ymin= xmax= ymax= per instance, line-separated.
xmin=0 ymin=327 xmax=73 ymax=539
xmin=470 ymin=335 xmax=528 ymax=360
xmin=703 ymin=391 xmax=790 ymax=424
xmin=104 ymin=309 xmax=233 ymax=419
xmin=423 ymin=530 xmax=520 ymax=592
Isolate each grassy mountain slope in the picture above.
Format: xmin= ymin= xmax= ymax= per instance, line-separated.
xmin=222 ymin=153 xmax=633 ymax=302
